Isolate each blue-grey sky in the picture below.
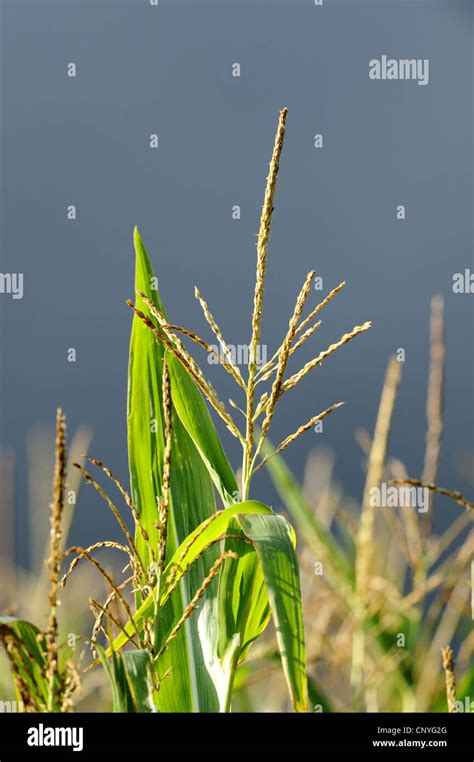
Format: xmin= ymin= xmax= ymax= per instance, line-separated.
xmin=1 ymin=0 xmax=472 ymax=565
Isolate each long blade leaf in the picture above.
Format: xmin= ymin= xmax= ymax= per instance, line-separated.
xmin=237 ymin=513 xmax=309 ymax=712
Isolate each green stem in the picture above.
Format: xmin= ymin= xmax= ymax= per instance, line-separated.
xmin=222 ymin=650 xmax=240 ymax=713
xmin=241 ymin=443 xmax=250 ymax=501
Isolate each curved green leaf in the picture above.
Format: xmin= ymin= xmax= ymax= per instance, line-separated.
xmin=96 ymin=645 xmax=154 ymax=713
xmin=237 ymin=513 xmax=309 ymax=712
xmin=109 ymin=500 xmax=272 ymax=653
xmin=217 ymin=519 xmax=270 ymax=664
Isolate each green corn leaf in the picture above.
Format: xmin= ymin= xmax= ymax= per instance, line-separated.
xmin=121 ymin=650 xmax=155 ymax=712
xmin=205 ymin=516 xmax=271 ymax=709
xmin=0 ymin=616 xmax=52 ymax=709
xmin=127 ymin=228 xmax=220 ymax=711
xmin=167 ymin=351 xmax=239 ymax=507
xmin=127 ymin=226 xmax=167 ymax=564
xmin=163 ymin=501 xmax=270 ymax=587
xmin=197 ymin=510 xmax=308 ymax=712
xmin=217 ymin=517 xmax=270 ymax=664
xmin=153 ymin=417 xmax=220 ymax=712
xmin=127 ymin=233 xmax=308 ymax=713
xmin=237 ymin=513 xmax=309 ymax=712
xmin=0 ymin=616 xmax=46 ymax=667
xmin=96 ymin=645 xmax=154 ymax=712
xmin=96 ymin=644 xmax=133 ymax=712
xmin=151 ymin=500 xmax=272 ymax=713
xmin=109 ymin=500 xmax=272 ymax=654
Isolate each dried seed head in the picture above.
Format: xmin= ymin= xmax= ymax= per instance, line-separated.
xmin=249 ymin=107 xmax=288 ymax=373
xmin=296 ymin=281 xmax=346 ymax=337
xmin=194 ymin=288 xmax=245 ymax=385
xmin=390 ymin=479 xmax=474 ymax=512
xmin=290 ymin=320 xmax=322 ymax=354
xmin=245 ymin=108 xmax=288 ymax=484
xmin=45 ymin=408 xmax=67 ymax=710
xmin=61 ymin=541 xmax=134 ymax=587
xmin=60 ymin=546 xmax=141 ymax=644
xmin=256 ymin=281 xmax=346 ymax=381
xmin=258 ymin=270 xmax=315 ymax=449
xmin=255 ymin=401 xmax=345 ymax=471
xmin=72 ymin=462 xmax=144 ymax=579
xmin=90 ymin=576 xmax=134 ymax=648
xmin=282 ymin=321 xmax=372 ymax=394
xmin=157 ymin=363 xmax=172 ymax=574
xmin=441 ymin=646 xmax=457 ymax=713
xmin=84 ymin=456 xmax=149 ymax=545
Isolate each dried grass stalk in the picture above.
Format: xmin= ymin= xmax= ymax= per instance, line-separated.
xmin=60 ymin=661 xmax=81 ymax=713
xmin=422 ymin=295 xmax=445 ymax=530
xmin=166 ymin=513 xmax=218 ymax=587
xmin=253 ymin=392 xmax=268 ymax=421
xmin=356 ymin=357 xmax=401 ymax=596
xmin=164 ymin=534 xmax=251 ymax=602
xmin=441 ymin=645 xmax=457 ymax=712
xmin=249 ymin=107 xmax=288 ymax=377
xmin=45 ymin=408 xmax=67 ymax=711
xmin=351 ymin=358 xmax=401 ymax=706
xmin=291 ymin=319 xmax=322 ymax=354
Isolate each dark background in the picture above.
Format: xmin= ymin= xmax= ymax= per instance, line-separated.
xmin=1 ymin=0 xmax=472 ymax=566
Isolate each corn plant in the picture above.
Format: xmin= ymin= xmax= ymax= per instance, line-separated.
xmin=1 ymin=108 xmax=371 ymax=713
xmin=0 ymin=410 xmax=80 ymax=713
